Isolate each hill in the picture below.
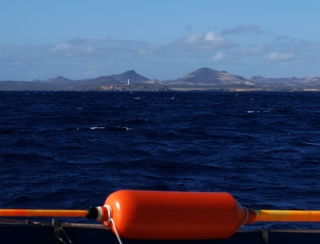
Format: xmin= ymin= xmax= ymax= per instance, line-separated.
xmin=168 ymin=67 xmax=253 ymax=86
xmin=42 ymin=76 xmax=70 ymax=83
xmin=110 ymin=70 xmax=149 ymax=84
xmin=1 ymin=68 xmax=320 ymax=91
xmin=0 ymin=71 xmax=166 ymax=91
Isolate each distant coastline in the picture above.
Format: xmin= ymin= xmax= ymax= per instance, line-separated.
xmin=1 ymin=68 xmax=320 ymax=92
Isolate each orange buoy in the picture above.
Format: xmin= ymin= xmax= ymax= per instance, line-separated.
xmin=87 ymin=190 xmax=250 ymax=240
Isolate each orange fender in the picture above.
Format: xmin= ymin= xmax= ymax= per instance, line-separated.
xmin=101 ymin=190 xmax=248 ymax=240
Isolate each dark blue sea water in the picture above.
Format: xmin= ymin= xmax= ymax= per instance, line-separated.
xmin=1 ymin=91 xmax=320 ymax=230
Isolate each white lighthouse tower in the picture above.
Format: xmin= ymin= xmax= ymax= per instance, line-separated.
xmin=127 ymin=78 xmax=130 ymax=85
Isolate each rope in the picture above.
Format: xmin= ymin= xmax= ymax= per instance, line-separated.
xmin=105 ymin=205 xmax=123 ymax=244
xmin=240 ymin=207 xmax=249 ymax=229
xmin=258 ymin=229 xmax=269 ymax=244
xmin=52 ymin=219 xmax=73 ymax=244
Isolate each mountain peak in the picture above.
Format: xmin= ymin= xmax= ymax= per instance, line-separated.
xmin=169 ymin=67 xmax=246 ymax=85
xmin=195 ymin=67 xmax=219 ymax=72
xmin=111 ymin=70 xmax=149 ymax=84
xmin=123 ymin=70 xmax=136 ymax=74
xmin=182 ymin=67 xmax=223 ymax=77
xmin=42 ymin=76 xmax=70 ymax=83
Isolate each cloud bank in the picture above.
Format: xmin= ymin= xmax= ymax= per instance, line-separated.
xmin=264 ymin=51 xmax=295 ymax=62
xmin=1 ymin=25 xmax=320 ymax=80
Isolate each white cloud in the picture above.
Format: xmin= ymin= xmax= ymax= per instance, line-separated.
xmin=174 ymin=32 xmax=235 ymax=50
xmin=186 ymin=33 xmax=203 ymax=44
xmin=213 ymin=51 xmax=227 ymax=61
xmin=264 ymin=51 xmax=295 ymax=62
xmin=50 ymin=43 xmax=72 ymax=52
xmin=48 ymin=38 xmax=152 ymax=60
xmin=212 ymin=51 xmax=234 ymax=61
xmin=49 ymin=41 xmax=94 ymax=56
xmin=184 ymin=31 xmax=225 ymax=45
xmin=205 ymin=32 xmax=224 ymax=41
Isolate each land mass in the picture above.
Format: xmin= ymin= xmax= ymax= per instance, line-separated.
xmin=1 ymin=68 xmax=320 ymax=92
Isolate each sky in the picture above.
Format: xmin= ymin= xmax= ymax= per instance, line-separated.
xmin=1 ymin=0 xmax=320 ymax=81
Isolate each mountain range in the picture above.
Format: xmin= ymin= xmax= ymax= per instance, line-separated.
xmin=1 ymin=68 xmax=320 ymax=91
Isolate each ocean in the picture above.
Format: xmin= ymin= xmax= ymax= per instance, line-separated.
xmin=0 ymin=91 xmax=320 ymax=230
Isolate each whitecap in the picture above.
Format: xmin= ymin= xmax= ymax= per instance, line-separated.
xmin=302 ymin=142 xmax=320 ymax=147
xmin=114 ymin=126 xmax=133 ymax=131
xmin=138 ymin=118 xmax=148 ymax=121
xmin=90 ymin=127 xmax=105 ymax=130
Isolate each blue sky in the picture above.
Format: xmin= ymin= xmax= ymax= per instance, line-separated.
xmin=1 ymin=0 xmax=320 ymax=81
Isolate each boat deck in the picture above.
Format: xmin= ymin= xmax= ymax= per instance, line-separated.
xmin=1 ymin=220 xmax=320 ymax=244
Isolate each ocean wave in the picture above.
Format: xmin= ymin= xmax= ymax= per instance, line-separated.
xmin=1 ymin=91 xmax=320 ymax=229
